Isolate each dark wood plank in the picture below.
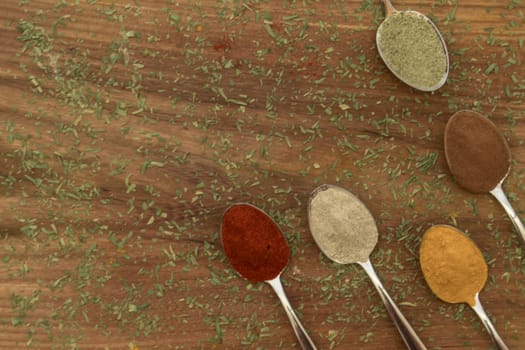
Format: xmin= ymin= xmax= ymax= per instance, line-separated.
xmin=0 ymin=1 xmax=524 ymax=349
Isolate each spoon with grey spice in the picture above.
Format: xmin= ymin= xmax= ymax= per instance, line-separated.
xmin=376 ymin=0 xmax=449 ymax=91
xmin=308 ymin=185 xmax=427 ymax=350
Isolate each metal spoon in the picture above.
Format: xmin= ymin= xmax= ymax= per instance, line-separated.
xmin=420 ymin=225 xmax=509 ymax=350
xmin=221 ymin=203 xmax=317 ymax=350
xmin=444 ymin=110 xmax=525 ymax=248
xmin=307 ymin=185 xmax=427 ymax=350
xmin=376 ymin=0 xmax=449 ymax=91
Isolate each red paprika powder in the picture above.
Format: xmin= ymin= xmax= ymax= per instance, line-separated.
xmin=221 ymin=204 xmax=290 ymax=282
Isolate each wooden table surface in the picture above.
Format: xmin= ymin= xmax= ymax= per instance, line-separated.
xmin=1 ymin=1 xmax=524 ymax=349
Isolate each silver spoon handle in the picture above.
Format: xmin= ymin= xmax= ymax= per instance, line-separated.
xmin=381 ymin=0 xmax=397 ymax=17
xmin=266 ymin=277 xmax=317 ymax=350
xmin=359 ymin=260 xmax=428 ymax=350
xmin=470 ymin=294 xmax=510 ymax=350
xmin=490 ymin=183 xmax=525 ymax=247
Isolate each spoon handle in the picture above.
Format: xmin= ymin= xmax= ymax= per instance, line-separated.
xmin=381 ymin=0 xmax=397 ymax=17
xmin=490 ymin=183 xmax=525 ymax=248
xmin=359 ymin=260 xmax=428 ymax=350
xmin=266 ymin=276 xmax=317 ymax=350
xmin=470 ymin=294 xmax=510 ymax=350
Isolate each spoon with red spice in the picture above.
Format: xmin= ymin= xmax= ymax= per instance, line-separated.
xmin=444 ymin=110 xmax=525 ymax=248
xmin=308 ymin=185 xmax=427 ymax=350
xmin=221 ymin=203 xmax=317 ymax=350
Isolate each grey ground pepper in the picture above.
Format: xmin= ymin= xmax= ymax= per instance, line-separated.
xmin=308 ymin=185 xmax=378 ymax=264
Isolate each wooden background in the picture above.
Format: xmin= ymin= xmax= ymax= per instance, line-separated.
xmin=0 ymin=0 xmax=524 ymax=349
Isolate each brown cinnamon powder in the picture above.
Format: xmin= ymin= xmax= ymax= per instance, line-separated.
xmin=444 ymin=110 xmax=511 ymax=193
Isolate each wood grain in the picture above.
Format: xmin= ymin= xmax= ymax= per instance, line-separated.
xmin=0 ymin=1 xmax=524 ymax=349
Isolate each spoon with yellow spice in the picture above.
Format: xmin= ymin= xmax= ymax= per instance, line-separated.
xmin=419 ymin=225 xmax=509 ymax=350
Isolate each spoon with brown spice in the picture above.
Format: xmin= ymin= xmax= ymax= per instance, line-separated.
xmin=308 ymin=185 xmax=427 ymax=350
xmin=376 ymin=0 xmax=449 ymax=91
xmin=420 ymin=225 xmax=509 ymax=350
xmin=444 ymin=110 xmax=525 ymax=248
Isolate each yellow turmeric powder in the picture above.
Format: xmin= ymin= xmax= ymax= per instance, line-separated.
xmin=419 ymin=225 xmax=487 ymax=307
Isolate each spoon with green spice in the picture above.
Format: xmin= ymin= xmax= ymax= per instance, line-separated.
xmin=376 ymin=0 xmax=449 ymax=91
xmin=444 ymin=110 xmax=525 ymax=248
xmin=308 ymin=185 xmax=427 ymax=350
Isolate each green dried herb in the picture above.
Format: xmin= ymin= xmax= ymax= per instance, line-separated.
xmin=377 ymin=12 xmax=447 ymax=90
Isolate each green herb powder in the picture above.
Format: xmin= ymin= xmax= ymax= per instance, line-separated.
xmin=377 ymin=12 xmax=447 ymax=90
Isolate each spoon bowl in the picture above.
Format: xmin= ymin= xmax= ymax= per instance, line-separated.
xmin=308 ymin=184 xmax=378 ymax=264
xmin=308 ymin=185 xmax=427 ymax=350
xmin=221 ymin=203 xmax=317 ymax=350
xmin=444 ymin=110 xmax=525 ymax=248
xmin=419 ymin=225 xmax=509 ymax=350
xmin=376 ymin=0 xmax=449 ymax=91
